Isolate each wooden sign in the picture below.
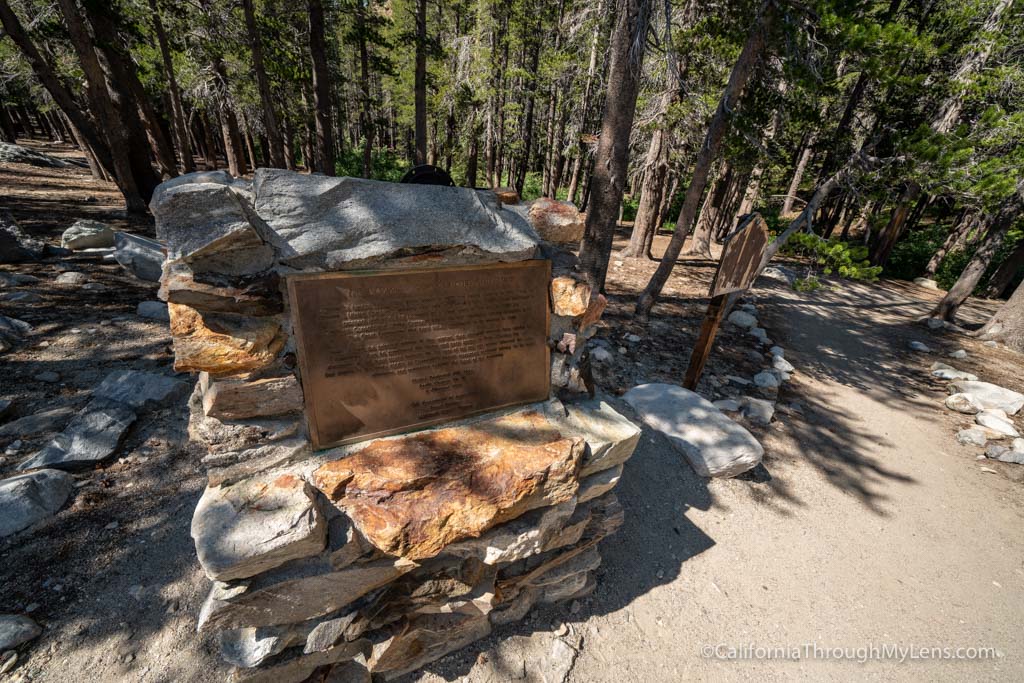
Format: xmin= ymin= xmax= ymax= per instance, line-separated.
xmin=287 ymin=260 xmax=551 ymax=449
xmin=683 ymin=214 xmax=770 ymax=390
xmin=709 ymin=214 xmax=770 ymax=297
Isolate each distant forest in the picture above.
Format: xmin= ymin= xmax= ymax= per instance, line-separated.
xmin=1 ymin=0 xmax=1022 ymax=338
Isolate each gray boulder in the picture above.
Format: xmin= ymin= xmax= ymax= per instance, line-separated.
xmin=947 ymin=381 xmax=1024 ymax=415
xmin=727 ymin=310 xmax=757 ymax=329
xmin=55 ymin=271 xmax=89 ymax=285
xmin=0 ymin=315 xmax=31 ymax=352
xmin=975 ymin=409 xmax=1019 ymax=437
xmin=18 ymin=399 xmax=136 ymax=471
xmin=0 ymin=142 xmax=68 ymax=168
xmin=150 ymin=169 xmax=251 ymax=208
xmin=713 ymin=399 xmax=740 ymax=412
xmin=0 ymin=470 xmax=74 ymax=537
xmin=61 ymin=220 xmax=114 ymax=250
xmin=759 ymin=266 xmax=797 ymax=286
xmin=948 ymin=349 xmax=968 ymax=359
xmin=908 ymin=341 xmax=931 ymax=353
xmin=956 ymin=428 xmax=988 ymax=447
xmin=154 ymin=182 xmax=275 ymax=276
xmin=137 ymin=300 xmax=170 ymax=321
xmin=753 ymin=371 xmax=781 ymax=388
xmin=92 ymin=369 xmax=187 ymax=410
xmin=113 ymin=232 xmax=165 ymax=282
xmin=623 ymin=383 xmax=763 ymax=478
xmin=945 ymin=393 xmax=984 ymax=415
xmin=1 ymin=209 xmax=44 ymax=263
xmin=251 ymin=170 xmax=540 ymax=269
xmin=191 ymin=472 xmax=327 ymax=581
xmin=771 ymin=355 xmax=795 ymax=373
xmin=555 ymin=399 xmax=641 ymax=477
xmin=0 ymin=407 xmax=73 ymax=438
xmin=740 ymin=396 xmax=775 ymax=425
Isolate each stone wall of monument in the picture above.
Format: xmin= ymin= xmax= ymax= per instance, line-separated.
xmin=152 ymin=169 xmax=639 ymax=681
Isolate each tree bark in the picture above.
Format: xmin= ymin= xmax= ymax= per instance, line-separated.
xmin=149 ymin=0 xmax=194 ymax=173
xmin=984 ymin=239 xmax=1024 ymax=298
xmin=242 ymin=0 xmax=284 ymax=167
xmin=976 ymin=280 xmax=1024 ymax=352
xmin=307 ymin=0 xmax=335 ymax=175
xmin=577 ymin=0 xmax=651 ymax=291
xmin=566 ymin=0 xmax=607 ymax=204
xmin=85 ymin=5 xmax=176 ymax=183
xmin=355 ymin=2 xmax=374 ymax=178
xmin=931 ymin=205 xmax=1015 ymax=322
xmin=636 ymin=1 xmax=774 ymax=319
xmin=413 ymin=0 xmax=428 ymax=165
xmin=49 ymin=0 xmax=147 ymax=211
xmin=687 ymin=162 xmax=732 ymax=258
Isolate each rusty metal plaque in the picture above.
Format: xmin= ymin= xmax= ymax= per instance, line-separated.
xmin=710 ymin=213 xmax=770 ymax=297
xmin=288 ymin=260 xmax=551 ymax=449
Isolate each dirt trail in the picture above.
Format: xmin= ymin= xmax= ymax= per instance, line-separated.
xmin=414 ymin=275 xmax=1024 ymax=682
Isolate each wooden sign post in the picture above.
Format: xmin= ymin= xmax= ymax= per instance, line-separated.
xmin=683 ymin=214 xmax=770 ymax=390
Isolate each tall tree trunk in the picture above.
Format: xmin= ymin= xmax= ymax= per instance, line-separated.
xmin=636 ymin=2 xmax=775 ymax=319
xmin=514 ymin=7 xmax=544 ymax=195
xmin=242 ymin=0 xmax=284 ymax=167
xmin=976 ymin=280 xmax=1024 ymax=351
xmin=48 ymin=0 xmax=147 ymax=211
xmin=413 ymin=0 xmax=428 ymax=165
xmin=356 ymin=2 xmax=374 ymax=178
xmin=931 ymin=204 xmax=1015 ymax=322
xmin=149 ymin=0 xmax=194 ymax=172
xmin=465 ymin=108 xmax=480 ymax=188
xmin=687 ymin=162 xmax=732 ymax=258
xmin=566 ymin=0 xmax=607 ymax=204
xmin=85 ymin=5 xmax=176 ymax=183
xmin=924 ymin=212 xmax=972 ymax=276
xmin=781 ymin=137 xmax=813 ymax=215
xmin=200 ymin=109 xmax=220 ymax=169
xmin=984 ymin=239 xmax=1024 ymax=299
xmin=211 ymin=57 xmax=246 ymax=176
xmin=308 ymin=0 xmax=335 ymax=175
xmin=577 ymin=0 xmax=651 ymax=291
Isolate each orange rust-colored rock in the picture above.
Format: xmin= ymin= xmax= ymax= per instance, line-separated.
xmin=550 ymin=276 xmax=591 ymax=317
xmin=169 ymin=303 xmax=285 ymax=376
xmin=527 ymin=197 xmax=584 ymax=243
xmin=493 ymin=187 xmax=520 ymax=205
xmin=313 ymin=409 xmax=584 ymax=560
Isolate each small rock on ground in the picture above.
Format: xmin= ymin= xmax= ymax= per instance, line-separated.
xmin=0 ymin=615 xmax=41 ymax=650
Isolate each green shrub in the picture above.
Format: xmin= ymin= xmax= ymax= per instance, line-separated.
xmin=621 ymin=196 xmax=640 ymax=222
xmin=781 ymin=232 xmax=883 ymax=282
xmin=521 ymin=172 xmax=543 ymax=201
xmin=886 ymin=224 xmax=949 ymax=280
xmin=793 ymin=276 xmax=822 ymax=292
xmin=935 ymin=248 xmax=974 ymax=291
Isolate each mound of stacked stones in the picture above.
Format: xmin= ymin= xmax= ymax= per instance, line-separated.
xmin=152 ymin=170 xmax=640 ymax=681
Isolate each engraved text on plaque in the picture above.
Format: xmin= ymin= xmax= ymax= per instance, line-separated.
xmin=288 ymin=260 xmax=551 ymax=449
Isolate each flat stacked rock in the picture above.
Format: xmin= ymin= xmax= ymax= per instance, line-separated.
xmin=151 ymin=171 xmax=639 ymax=681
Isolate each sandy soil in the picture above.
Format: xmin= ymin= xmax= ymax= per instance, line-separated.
xmin=2 ymin=143 xmax=1022 ymax=682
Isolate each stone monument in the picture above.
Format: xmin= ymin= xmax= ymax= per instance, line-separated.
xmin=152 ymin=169 xmax=640 ymax=681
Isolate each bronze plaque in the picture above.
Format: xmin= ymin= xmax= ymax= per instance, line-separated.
xmin=288 ymin=260 xmax=551 ymax=449
xmin=710 ymin=213 xmax=770 ymax=297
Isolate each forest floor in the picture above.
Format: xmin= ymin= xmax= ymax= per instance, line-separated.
xmin=1 ymin=142 xmax=1023 ymax=682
